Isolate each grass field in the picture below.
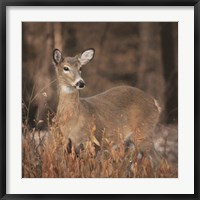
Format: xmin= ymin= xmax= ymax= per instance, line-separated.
xmin=22 ymin=119 xmax=178 ymax=178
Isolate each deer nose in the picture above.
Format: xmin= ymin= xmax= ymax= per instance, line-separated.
xmin=76 ymin=80 xmax=85 ymax=89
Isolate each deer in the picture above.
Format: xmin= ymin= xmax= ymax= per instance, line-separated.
xmin=52 ymin=48 xmax=161 ymax=163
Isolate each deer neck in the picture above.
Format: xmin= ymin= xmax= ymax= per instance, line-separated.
xmin=56 ymin=85 xmax=80 ymax=123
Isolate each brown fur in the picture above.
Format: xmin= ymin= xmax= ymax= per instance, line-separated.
xmin=53 ymin=49 xmax=160 ymax=157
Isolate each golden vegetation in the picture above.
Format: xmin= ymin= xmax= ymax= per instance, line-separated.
xmin=22 ymin=118 xmax=178 ymax=178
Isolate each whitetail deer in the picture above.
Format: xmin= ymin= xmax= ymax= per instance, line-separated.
xmin=53 ymin=48 xmax=161 ymax=161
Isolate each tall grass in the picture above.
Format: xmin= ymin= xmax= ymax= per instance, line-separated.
xmin=22 ymin=117 xmax=177 ymax=178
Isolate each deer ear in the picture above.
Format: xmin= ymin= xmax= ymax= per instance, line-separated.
xmin=53 ymin=49 xmax=63 ymax=64
xmin=78 ymin=48 xmax=95 ymax=65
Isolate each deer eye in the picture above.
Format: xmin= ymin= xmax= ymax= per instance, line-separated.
xmin=63 ymin=67 xmax=69 ymax=72
xmin=79 ymin=68 xmax=82 ymax=72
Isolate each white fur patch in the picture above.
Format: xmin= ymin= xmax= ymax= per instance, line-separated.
xmin=154 ymin=99 xmax=162 ymax=113
xmin=61 ymin=86 xmax=75 ymax=94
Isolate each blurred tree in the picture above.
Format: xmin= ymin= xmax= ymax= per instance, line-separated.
xmin=53 ymin=23 xmax=63 ymax=51
xmin=161 ymin=23 xmax=178 ymax=123
xmin=138 ymin=22 xmax=165 ymax=111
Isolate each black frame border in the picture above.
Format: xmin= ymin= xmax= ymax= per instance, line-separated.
xmin=0 ymin=0 xmax=199 ymax=199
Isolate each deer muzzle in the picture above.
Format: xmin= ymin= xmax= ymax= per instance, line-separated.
xmin=75 ymin=80 xmax=85 ymax=89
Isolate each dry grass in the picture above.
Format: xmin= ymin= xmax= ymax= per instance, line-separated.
xmin=22 ymin=118 xmax=178 ymax=178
